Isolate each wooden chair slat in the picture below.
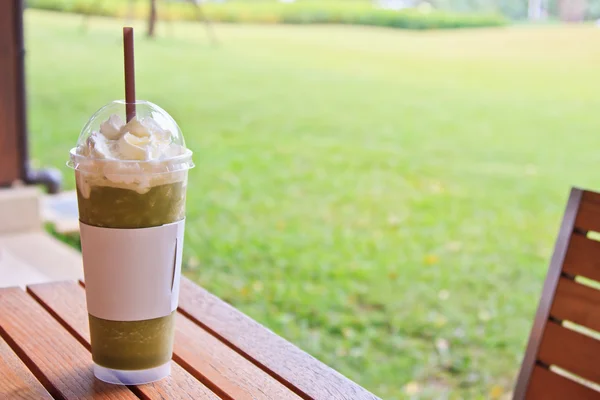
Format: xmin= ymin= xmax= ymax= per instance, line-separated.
xmin=550 ymin=277 xmax=600 ymax=333
xmin=0 ymin=287 xmax=138 ymax=399
xmin=179 ymin=276 xmax=381 ymax=400
xmin=575 ymin=191 xmax=600 ymax=232
xmin=563 ymin=234 xmax=600 ymax=282
xmin=174 ymin=313 xmax=302 ymax=400
xmin=27 ymin=281 xmax=220 ymax=400
xmin=537 ymin=320 xmax=600 ymax=386
xmin=0 ymin=335 xmax=53 ymax=399
xmin=526 ymin=365 xmax=600 ymax=400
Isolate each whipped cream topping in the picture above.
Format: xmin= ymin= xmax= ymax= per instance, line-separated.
xmin=72 ymin=114 xmax=191 ymax=198
xmin=80 ymin=114 xmax=179 ymax=161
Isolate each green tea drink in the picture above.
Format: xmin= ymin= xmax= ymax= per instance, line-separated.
xmin=69 ymin=100 xmax=193 ymax=385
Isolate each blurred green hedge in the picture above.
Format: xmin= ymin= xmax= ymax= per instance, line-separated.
xmin=27 ymin=0 xmax=507 ymax=30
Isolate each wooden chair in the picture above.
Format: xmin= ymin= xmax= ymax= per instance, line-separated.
xmin=514 ymin=188 xmax=600 ymax=399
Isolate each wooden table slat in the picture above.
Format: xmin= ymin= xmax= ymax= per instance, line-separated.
xmin=0 ymin=287 xmax=138 ymax=400
xmin=0 ymin=334 xmax=53 ymax=400
xmin=75 ymin=280 xmax=305 ymax=400
xmin=179 ymin=276 xmax=381 ymax=400
xmin=174 ymin=313 xmax=302 ymax=400
xmin=32 ymin=280 xmax=303 ymax=400
xmin=27 ymin=281 xmax=221 ymax=400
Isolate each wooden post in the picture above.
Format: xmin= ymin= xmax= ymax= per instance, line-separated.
xmin=0 ymin=0 xmax=62 ymax=193
xmin=0 ymin=0 xmax=27 ymax=187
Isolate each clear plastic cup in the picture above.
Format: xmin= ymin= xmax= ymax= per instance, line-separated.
xmin=68 ymin=100 xmax=193 ymax=384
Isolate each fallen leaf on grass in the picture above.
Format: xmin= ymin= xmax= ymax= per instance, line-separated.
xmin=186 ymin=256 xmax=200 ymax=269
xmin=387 ymin=214 xmax=401 ymax=226
xmin=435 ymin=338 xmax=449 ymax=352
xmin=438 ymin=289 xmax=450 ymax=300
xmin=429 ymin=181 xmax=445 ymax=194
xmin=445 ymin=241 xmax=462 ymax=252
xmin=489 ymin=385 xmax=504 ymax=399
xmin=424 ymin=254 xmax=439 ymax=265
xmin=525 ymin=164 xmax=537 ymax=176
xmin=404 ymin=381 xmax=421 ymax=395
xmin=252 ymin=281 xmax=264 ymax=293
xmin=342 ymin=327 xmax=355 ymax=339
xmin=478 ymin=310 xmax=491 ymax=321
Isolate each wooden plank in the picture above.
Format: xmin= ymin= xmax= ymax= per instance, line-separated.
xmin=0 ymin=335 xmax=53 ymax=400
xmin=537 ymin=321 xmax=600 ymax=386
xmin=563 ymin=233 xmax=600 ymax=282
xmin=0 ymin=287 xmax=138 ymax=399
xmin=27 ymin=281 xmax=220 ymax=400
xmin=174 ymin=312 xmax=302 ymax=400
xmin=575 ymin=191 xmax=600 ymax=233
xmin=513 ymin=188 xmax=582 ymax=400
xmin=550 ymin=277 xmax=600 ymax=333
xmin=526 ymin=365 xmax=600 ymax=400
xmin=178 ymin=276 xmax=381 ymax=400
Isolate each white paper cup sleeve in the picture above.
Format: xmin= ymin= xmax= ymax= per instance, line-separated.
xmin=80 ymin=220 xmax=185 ymax=321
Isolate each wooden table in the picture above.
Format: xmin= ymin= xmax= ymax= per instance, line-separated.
xmin=0 ymin=277 xmax=380 ymax=400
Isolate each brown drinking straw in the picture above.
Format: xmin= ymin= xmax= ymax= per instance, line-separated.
xmin=123 ymin=27 xmax=136 ymax=122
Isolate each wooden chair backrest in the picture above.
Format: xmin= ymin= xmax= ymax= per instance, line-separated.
xmin=514 ymin=188 xmax=600 ymax=399
xmin=0 ymin=0 xmax=27 ymax=187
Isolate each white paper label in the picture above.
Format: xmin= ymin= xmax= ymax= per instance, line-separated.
xmin=80 ymin=220 xmax=185 ymax=321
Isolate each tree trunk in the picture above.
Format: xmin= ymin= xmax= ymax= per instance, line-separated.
xmin=148 ymin=0 xmax=157 ymax=38
xmin=528 ymin=0 xmax=543 ymax=20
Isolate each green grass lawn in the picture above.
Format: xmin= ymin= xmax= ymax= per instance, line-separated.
xmin=25 ymin=10 xmax=600 ymax=399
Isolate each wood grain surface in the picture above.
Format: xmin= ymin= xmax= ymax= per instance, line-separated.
xmin=0 ymin=335 xmax=53 ymax=400
xmin=575 ymin=191 xmax=600 ymax=233
xmin=537 ymin=320 xmax=600 ymax=386
xmin=563 ymin=233 xmax=600 ymax=282
xmin=174 ymin=312 xmax=302 ymax=400
xmin=27 ymin=281 xmax=220 ymax=400
xmin=0 ymin=0 xmax=24 ymax=186
xmin=178 ymin=276 xmax=381 ymax=400
xmin=550 ymin=277 xmax=600 ymax=333
xmin=35 ymin=281 xmax=298 ymax=400
xmin=0 ymin=287 xmax=138 ymax=399
xmin=526 ymin=365 xmax=600 ymax=400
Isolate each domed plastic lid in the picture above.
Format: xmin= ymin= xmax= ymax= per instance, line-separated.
xmin=68 ymin=100 xmax=193 ymax=175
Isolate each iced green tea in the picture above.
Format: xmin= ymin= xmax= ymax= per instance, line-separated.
xmin=77 ymin=179 xmax=186 ymax=370
xmin=70 ymin=100 xmax=193 ymax=384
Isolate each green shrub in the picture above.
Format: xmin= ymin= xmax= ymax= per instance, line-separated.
xmin=27 ymin=0 xmax=507 ymax=30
